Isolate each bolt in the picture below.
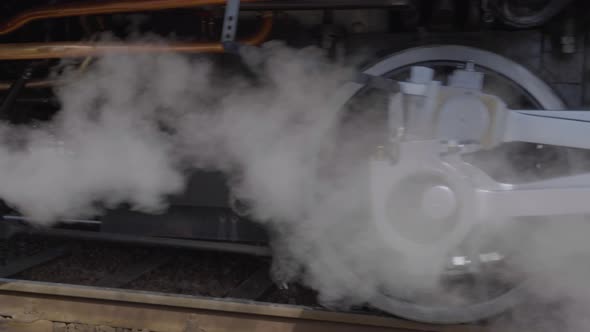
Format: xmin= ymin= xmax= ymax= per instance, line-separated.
xmin=421 ymin=185 xmax=457 ymax=221
xmin=374 ymin=145 xmax=386 ymax=160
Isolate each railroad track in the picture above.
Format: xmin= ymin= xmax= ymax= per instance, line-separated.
xmin=0 ymin=279 xmax=485 ymax=332
xmin=0 ymin=235 xmax=489 ymax=332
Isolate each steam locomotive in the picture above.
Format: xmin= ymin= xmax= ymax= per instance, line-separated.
xmin=0 ymin=0 xmax=586 ymax=324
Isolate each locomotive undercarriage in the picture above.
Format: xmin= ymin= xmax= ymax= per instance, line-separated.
xmin=0 ymin=0 xmax=588 ymax=324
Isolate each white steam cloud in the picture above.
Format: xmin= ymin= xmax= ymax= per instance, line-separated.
xmin=1 ymin=39 xmax=589 ymax=330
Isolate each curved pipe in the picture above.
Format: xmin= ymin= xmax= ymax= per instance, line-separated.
xmin=0 ymin=12 xmax=273 ymax=60
xmin=0 ymin=0 xmax=266 ymax=36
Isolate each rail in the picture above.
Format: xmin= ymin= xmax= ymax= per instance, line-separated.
xmin=0 ymin=279 xmax=484 ymax=332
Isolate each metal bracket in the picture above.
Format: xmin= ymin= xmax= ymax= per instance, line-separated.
xmin=221 ymin=0 xmax=241 ymax=53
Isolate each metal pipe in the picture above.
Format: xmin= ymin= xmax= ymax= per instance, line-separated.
xmin=0 ymin=0 xmax=405 ymax=36
xmin=1 ymin=214 xmax=270 ymax=256
xmin=241 ymin=0 xmax=409 ymax=10
xmin=0 ymin=12 xmax=273 ymax=60
xmin=30 ymin=228 xmax=272 ymax=256
xmin=4 ymin=215 xmax=101 ymax=225
xmin=0 ymin=42 xmax=224 ymax=60
xmin=0 ymin=0 xmax=266 ymax=36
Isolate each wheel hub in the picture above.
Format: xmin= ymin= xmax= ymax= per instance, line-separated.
xmin=371 ymin=141 xmax=478 ymax=257
xmin=386 ymin=173 xmax=459 ymax=244
xmin=421 ymin=185 xmax=456 ymax=221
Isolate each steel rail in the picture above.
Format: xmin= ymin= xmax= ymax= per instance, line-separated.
xmin=0 ymin=278 xmax=482 ymax=332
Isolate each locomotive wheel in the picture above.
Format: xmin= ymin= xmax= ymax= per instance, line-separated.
xmin=335 ymin=45 xmax=565 ymax=324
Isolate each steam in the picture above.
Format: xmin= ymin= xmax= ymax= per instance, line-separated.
xmin=1 ymin=37 xmax=590 ymax=330
xmin=0 ymin=40 xmax=448 ymax=307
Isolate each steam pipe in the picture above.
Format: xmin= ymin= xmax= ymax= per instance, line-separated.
xmin=0 ymin=0 xmax=267 ymax=36
xmin=241 ymin=0 xmax=410 ymax=10
xmin=0 ymin=0 xmax=404 ymax=36
xmin=0 ymin=12 xmax=273 ymax=60
xmin=0 ymin=12 xmax=271 ymax=87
